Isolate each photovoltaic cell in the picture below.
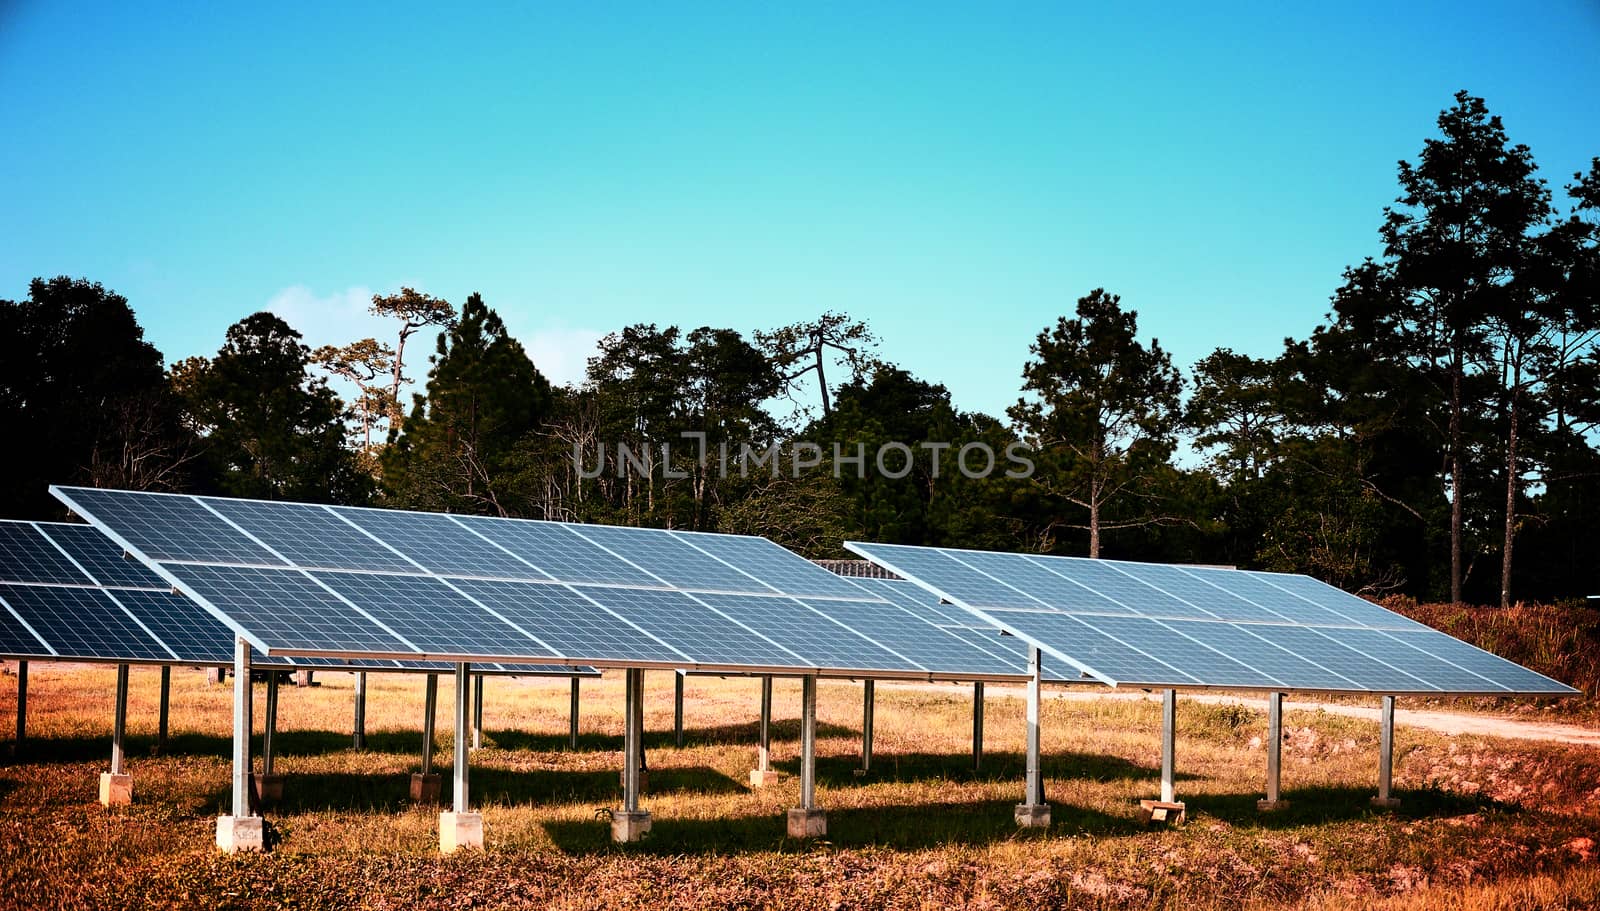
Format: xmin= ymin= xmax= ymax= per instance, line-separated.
xmin=1172 ymin=566 xmax=1357 ymax=627
xmin=175 ymin=564 xmax=415 ymax=654
xmin=1109 ymin=562 xmax=1286 ymax=623
xmin=676 ymin=532 xmax=871 ymax=599
xmin=203 ymin=498 xmax=419 ymax=572
xmin=311 ymin=571 xmax=547 ymax=657
xmin=581 ymin=586 xmax=807 ymax=668
xmin=693 ymin=592 xmax=918 ymax=671
xmin=0 ymin=523 xmax=87 ymax=585
xmin=38 ymin=523 xmax=168 ymax=589
xmin=846 ymin=577 xmax=973 ymax=627
xmin=335 ymin=508 xmax=551 ymax=581
xmin=1026 ymin=557 xmax=1221 ymax=620
xmin=571 ymin=524 xmax=772 ymax=593
xmin=450 ymin=578 xmax=687 ymax=663
xmin=1386 ymin=627 xmax=1577 ymax=694
xmin=1246 ymin=572 xmax=1427 ymax=630
xmin=1160 ymin=620 xmax=1362 ymax=690
xmin=459 ymin=517 xmax=660 ymax=587
xmin=856 ymin=543 xmax=1043 ymax=609
xmin=1330 ymin=627 xmax=1508 ymax=692
xmin=985 ymin=610 xmax=1198 ymax=685
xmin=57 ymin=488 xmax=286 ymax=565
xmin=1077 ymin=614 xmax=1287 ymax=688
xmin=112 ymin=589 xmax=236 ymax=664
xmin=0 ymin=597 xmax=49 ymax=655
xmin=800 ymin=598 xmax=1020 ymax=675
xmin=0 ymin=584 xmax=170 ymax=660
xmin=950 ymin=549 xmax=1138 ymax=615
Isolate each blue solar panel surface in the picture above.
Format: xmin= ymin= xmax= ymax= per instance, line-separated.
xmin=845 ymin=541 xmax=1580 ymax=695
xmin=52 ymin=488 xmax=1035 ymax=679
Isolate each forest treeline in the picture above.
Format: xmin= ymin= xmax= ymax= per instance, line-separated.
xmin=3 ymin=93 xmax=1596 ymax=606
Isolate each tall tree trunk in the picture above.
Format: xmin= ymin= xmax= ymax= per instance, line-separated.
xmin=814 ymin=341 xmax=831 ymax=416
xmin=1449 ymin=351 xmax=1464 ymax=605
xmin=1500 ymin=377 xmax=1520 ymax=609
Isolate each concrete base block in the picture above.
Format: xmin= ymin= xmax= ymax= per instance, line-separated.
xmin=251 ymin=773 xmax=285 ymax=809
xmin=611 ymin=810 xmax=652 ymax=843
xmin=852 ymin=768 xmax=869 ymax=778
xmin=293 ymin=670 xmax=314 ymax=687
xmin=787 ymin=807 xmax=827 ymax=838
xmin=748 ymin=768 xmax=786 ymax=788
xmin=410 ymin=772 xmax=442 ymax=803
xmin=439 ymin=811 xmax=484 ymax=853
xmin=1014 ymin=803 xmax=1052 ymax=828
xmin=216 ymin=815 xmax=264 ymax=852
xmin=1370 ymin=796 xmax=1402 ymax=810
xmin=1138 ymin=799 xmax=1187 ymax=825
xmin=1256 ymin=798 xmax=1290 ymax=812
xmin=99 ymin=772 xmax=132 ymax=806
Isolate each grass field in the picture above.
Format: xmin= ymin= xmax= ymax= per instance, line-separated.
xmin=1 ymin=663 xmax=1597 ymax=910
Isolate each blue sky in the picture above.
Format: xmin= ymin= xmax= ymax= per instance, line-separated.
xmin=2 ymin=2 xmax=1597 ymax=420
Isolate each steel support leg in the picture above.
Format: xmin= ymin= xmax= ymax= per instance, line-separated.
xmin=472 ymin=674 xmax=484 ymax=750
xmin=569 ymin=677 xmax=580 ymax=750
xmin=1259 ymin=692 xmax=1285 ymax=810
xmin=1015 ymin=647 xmax=1050 ymax=827
xmin=157 ymin=665 xmax=170 ymax=752
xmin=216 ymin=639 xmax=261 ymax=850
xmin=1160 ymin=689 xmax=1176 ymax=804
xmin=262 ymin=672 xmax=279 ymax=776
xmin=785 ymin=675 xmax=826 ymax=837
xmin=972 ymin=681 xmax=984 ymax=772
xmin=422 ymin=674 xmax=438 ymax=776
xmin=231 ymin=640 xmax=253 ymax=817
xmin=111 ymin=663 xmax=129 ymax=775
xmin=14 ymin=660 xmax=25 ymax=747
xmin=353 ymin=672 xmax=367 ymax=750
xmin=438 ymin=662 xmax=482 ymax=851
xmin=674 ymin=672 xmax=684 ymax=748
xmin=613 ymin=668 xmax=652 ymax=841
xmin=759 ymin=676 xmax=772 ymax=771
xmin=858 ymin=679 xmax=874 ymax=774
xmin=1372 ymin=694 xmax=1400 ymax=808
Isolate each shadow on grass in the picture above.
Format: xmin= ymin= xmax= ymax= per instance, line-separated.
xmin=542 ymin=797 xmax=1143 ymax=854
xmin=803 ymin=749 xmax=1190 ymax=788
xmin=487 ymin=718 xmax=858 ymax=754
xmin=1189 ymin=783 xmax=1498 ymax=828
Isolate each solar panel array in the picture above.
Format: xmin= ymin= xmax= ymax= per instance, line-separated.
xmin=52 ymin=488 xmax=1031 ymax=680
xmin=844 ymin=542 xmax=1578 ymax=696
xmin=0 ymin=520 xmax=591 ymax=677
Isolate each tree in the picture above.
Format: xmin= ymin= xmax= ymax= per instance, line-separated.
xmin=369 ymin=287 xmax=457 ymax=429
xmin=311 ymin=338 xmax=395 ymax=455
xmin=175 ymin=312 xmax=370 ymax=503
xmin=1379 ymin=91 xmax=1552 ymax=603
xmin=1008 ymin=289 xmax=1184 ymax=558
xmin=0 ymin=277 xmax=198 ymax=517
xmin=757 ymin=312 xmax=879 ymax=418
xmin=1185 ymin=349 xmax=1291 ymax=482
xmin=382 ymin=294 xmax=552 ymax=516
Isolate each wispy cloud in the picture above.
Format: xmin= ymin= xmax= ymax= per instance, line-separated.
xmin=520 ymin=326 xmax=604 ymax=388
xmin=263 ymin=284 xmax=389 ymax=351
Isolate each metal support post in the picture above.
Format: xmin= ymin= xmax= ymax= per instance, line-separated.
xmin=799 ymin=676 xmax=817 ymax=809
xmin=1259 ymin=692 xmax=1285 ymax=810
xmin=422 ymin=674 xmax=438 ymax=776
xmin=858 ymin=679 xmax=874 ymax=774
xmin=353 ymin=672 xmax=367 ymax=750
xmin=569 ymin=677 xmax=580 ymax=750
xmin=674 ymin=672 xmax=685 ymax=748
xmin=472 ymin=674 xmax=484 ymax=749
xmin=1014 ymin=647 xmax=1050 ymax=827
xmin=453 ymin=664 xmax=470 ymax=812
xmin=111 ymin=663 xmax=129 ymax=775
xmin=232 ymin=640 xmax=253 ymax=818
xmin=14 ymin=660 xmax=25 ymax=747
xmin=759 ymin=676 xmax=772 ymax=772
xmin=1372 ymin=694 xmax=1400 ymax=808
xmin=1160 ymin=688 xmax=1176 ymax=804
xmin=612 ymin=667 xmax=652 ymax=841
xmin=157 ymin=666 xmax=170 ymax=751
xmin=262 ymin=672 xmax=279 ymax=776
xmin=972 ymin=681 xmax=984 ymax=771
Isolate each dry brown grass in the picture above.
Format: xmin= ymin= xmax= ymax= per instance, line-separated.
xmin=1 ymin=663 xmax=1596 ymax=910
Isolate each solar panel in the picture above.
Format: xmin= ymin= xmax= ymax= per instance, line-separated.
xmin=845 ymin=541 xmax=1580 ymax=696
xmin=451 ymin=578 xmax=689 ymax=663
xmin=311 ymin=571 xmax=551 ymax=657
xmin=570 ymin=524 xmax=774 ymax=594
xmin=459 ymin=516 xmax=657 ymax=586
xmin=692 ymin=592 xmax=920 ymax=672
xmin=0 ymin=523 xmax=90 ymax=585
xmin=202 ymin=497 xmax=418 ymax=572
xmin=0 ymin=584 xmax=173 ymax=661
xmin=40 ymin=523 xmax=168 ymax=588
xmin=335 ymin=508 xmax=551 ymax=581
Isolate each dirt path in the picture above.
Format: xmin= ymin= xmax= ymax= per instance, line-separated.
xmin=880 ymin=681 xmax=1600 ymax=747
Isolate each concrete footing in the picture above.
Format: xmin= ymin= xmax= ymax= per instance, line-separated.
xmin=1370 ymin=796 xmax=1402 ymax=810
xmin=99 ymin=773 xmax=132 ymax=806
xmin=1013 ymin=803 xmax=1051 ymax=828
xmin=251 ymin=773 xmax=285 ymax=809
xmin=1138 ymin=799 xmax=1187 ymax=825
xmin=439 ymin=811 xmax=483 ymax=853
xmin=216 ymin=815 xmax=264 ymax=852
xmin=1256 ymin=798 xmax=1290 ymax=812
xmin=748 ymin=769 xmax=786 ymax=788
xmin=787 ymin=808 xmax=827 ymax=838
xmin=611 ymin=810 xmax=652 ymax=843
xmin=410 ymin=773 xmax=442 ymax=803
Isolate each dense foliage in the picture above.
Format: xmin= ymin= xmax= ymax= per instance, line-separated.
xmin=5 ymin=92 xmax=1597 ymax=604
